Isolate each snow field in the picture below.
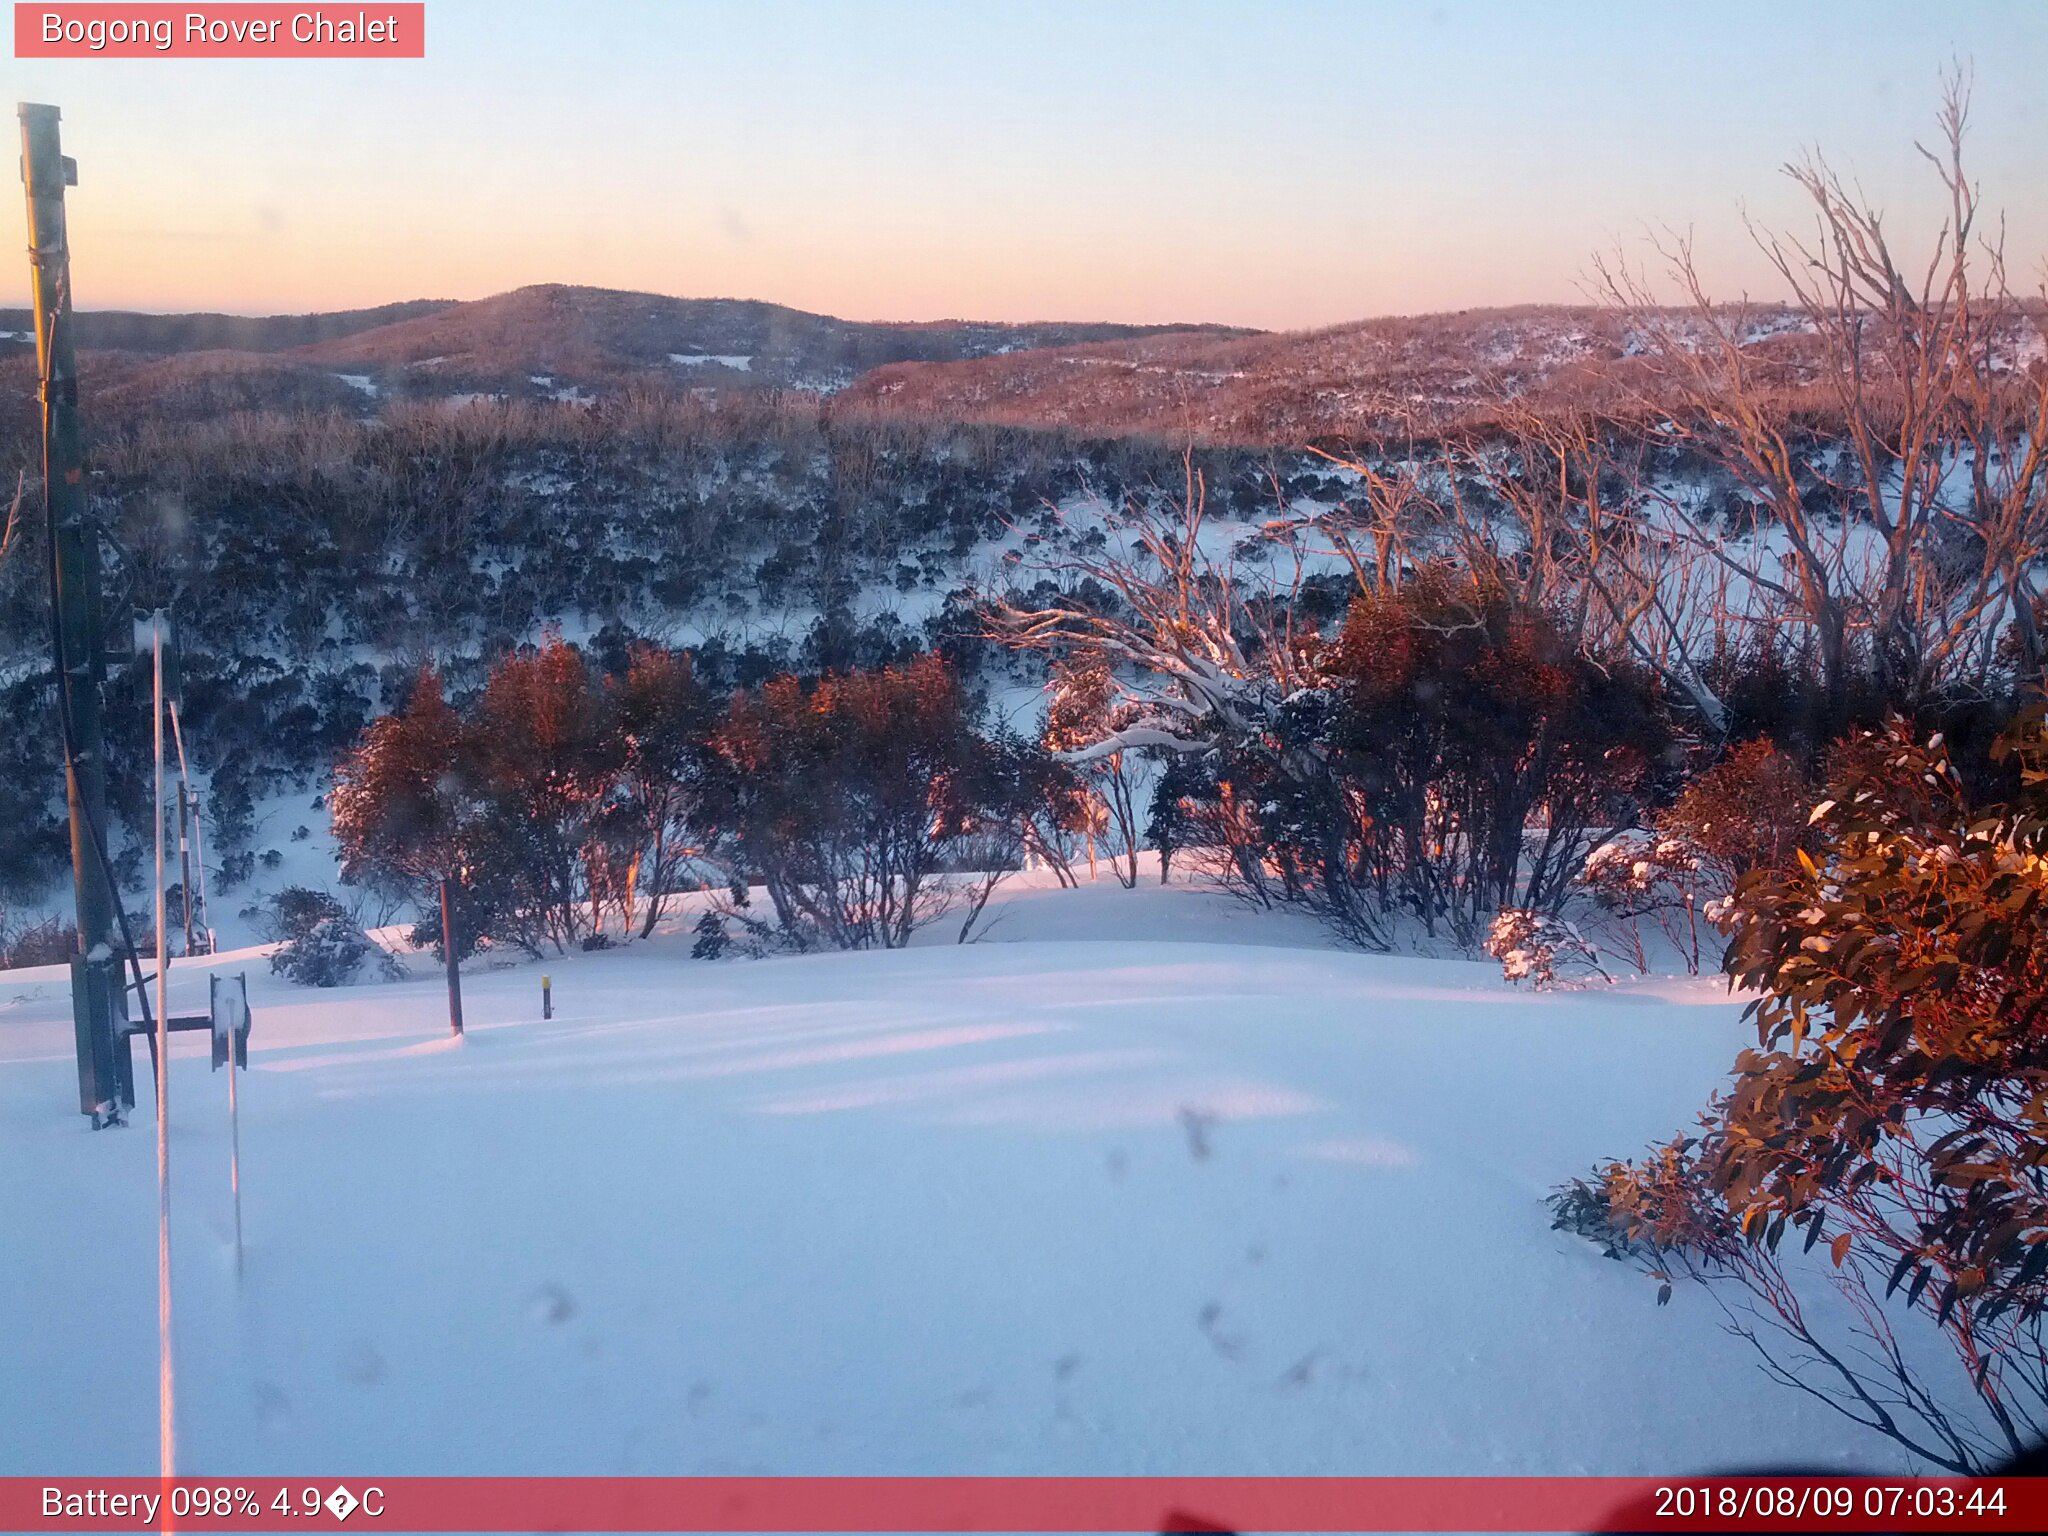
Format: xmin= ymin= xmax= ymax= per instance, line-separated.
xmin=1 ymin=873 xmax=1902 ymax=1477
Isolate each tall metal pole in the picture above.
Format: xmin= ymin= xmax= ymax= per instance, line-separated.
xmin=19 ymin=102 xmax=126 ymax=1123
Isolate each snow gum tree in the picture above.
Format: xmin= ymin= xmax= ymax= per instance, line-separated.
xmin=612 ymin=644 xmax=715 ymax=938
xmin=702 ymin=654 xmax=1026 ymax=949
xmin=466 ymin=636 xmax=627 ymax=949
xmin=1043 ymin=658 xmax=1142 ymax=887
xmin=331 ymin=669 xmax=467 ymax=926
xmin=333 ymin=643 xmax=646 ymax=955
xmin=987 ymin=462 xmax=1667 ymax=949
xmin=1312 ymin=566 xmax=1667 ymax=947
xmin=1596 ymin=73 xmax=2048 ymax=724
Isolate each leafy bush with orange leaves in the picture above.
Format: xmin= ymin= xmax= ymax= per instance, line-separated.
xmin=1291 ymin=565 xmax=1666 ymax=949
xmin=1662 ymin=737 xmax=1818 ymax=881
xmin=700 ymin=654 xmax=1035 ymax=950
xmin=1580 ymin=738 xmax=1819 ymax=974
xmin=1584 ymin=714 xmax=2048 ymax=1472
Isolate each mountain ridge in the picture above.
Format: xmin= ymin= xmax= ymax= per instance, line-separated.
xmin=12 ymin=285 xmax=2033 ymax=445
xmin=0 ymin=298 xmax=455 ymax=354
xmin=1 ymin=283 xmax=1250 ymax=395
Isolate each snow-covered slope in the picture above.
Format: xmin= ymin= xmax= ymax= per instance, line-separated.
xmin=1 ymin=873 xmax=1905 ymax=1477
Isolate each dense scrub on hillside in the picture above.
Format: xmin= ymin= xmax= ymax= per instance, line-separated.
xmin=0 ymin=386 xmax=1349 ymax=899
xmin=841 ymin=300 xmax=2048 ymax=446
xmin=0 ymin=357 xmax=2029 ymax=917
xmin=0 ymin=389 xmax=1329 ymax=670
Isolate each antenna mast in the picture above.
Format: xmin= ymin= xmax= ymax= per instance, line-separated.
xmin=19 ymin=102 xmax=131 ymax=1124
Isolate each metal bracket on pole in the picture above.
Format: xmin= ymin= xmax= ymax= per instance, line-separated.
xmin=209 ymin=972 xmax=251 ymax=1071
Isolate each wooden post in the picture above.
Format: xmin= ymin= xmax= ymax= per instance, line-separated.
xmin=440 ymin=876 xmax=464 ymax=1037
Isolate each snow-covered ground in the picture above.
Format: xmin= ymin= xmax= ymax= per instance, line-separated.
xmin=1 ymin=871 xmax=1903 ymax=1477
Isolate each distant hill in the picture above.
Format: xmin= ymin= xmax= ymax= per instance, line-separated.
xmin=0 ymin=299 xmax=453 ymax=354
xmin=14 ymin=287 xmax=2034 ymax=447
xmin=290 ymin=283 xmax=1247 ymax=392
xmin=0 ymin=284 xmax=1249 ymax=413
xmin=838 ymin=305 xmax=1822 ymax=443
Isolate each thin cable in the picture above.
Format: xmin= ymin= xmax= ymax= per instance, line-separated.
xmin=166 ymin=708 xmax=206 ymax=950
xmin=167 ymin=702 xmax=211 ymax=950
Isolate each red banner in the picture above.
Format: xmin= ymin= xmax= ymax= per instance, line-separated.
xmin=13 ymin=5 xmax=424 ymax=58
xmin=1 ymin=1476 xmax=2041 ymax=1532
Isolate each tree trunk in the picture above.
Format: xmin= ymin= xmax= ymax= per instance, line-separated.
xmin=639 ymin=827 xmax=666 ymax=939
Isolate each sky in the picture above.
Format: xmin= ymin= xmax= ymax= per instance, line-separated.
xmin=7 ymin=0 xmax=2047 ymax=330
